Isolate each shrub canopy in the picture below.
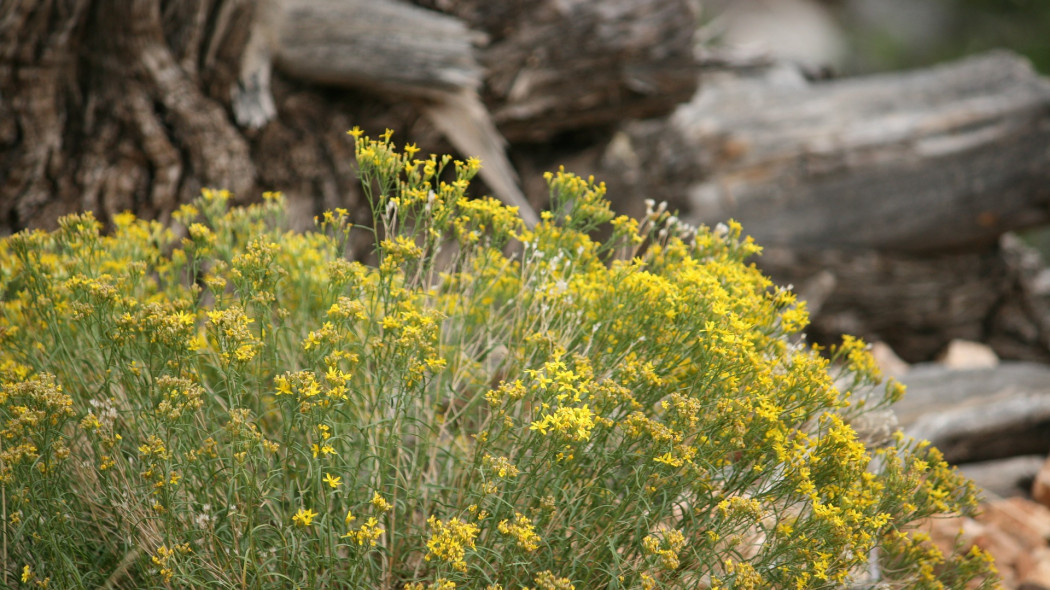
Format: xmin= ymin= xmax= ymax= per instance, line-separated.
xmin=0 ymin=131 xmax=996 ymax=589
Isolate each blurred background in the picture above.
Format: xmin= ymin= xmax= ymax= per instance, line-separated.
xmin=704 ymin=0 xmax=1050 ymax=75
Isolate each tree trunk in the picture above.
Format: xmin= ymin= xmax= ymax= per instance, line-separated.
xmin=0 ymin=0 xmax=699 ymax=235
xmin=1 ymin=0 xmax=260 ymax=232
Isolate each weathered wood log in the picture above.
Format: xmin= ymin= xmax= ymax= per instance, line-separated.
xmin=758 ymin=235 xmax=1050 ymax=363
xmin=893 ymin=362 xmax=1050 ymax=464
xmin=605 ymin=51 xmax=1050 ymax=253
xmin=415 ymin=0 xmax=701 ymax=143
xmin=240 ymin=0 xmax=539 ymax=225
xmin=958 ymin=455 xmax=1044 ymax=499
xmin=271 ymin=0 xmax=483 ymax=96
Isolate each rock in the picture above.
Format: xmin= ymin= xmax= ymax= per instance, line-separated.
xmin=920 ymin=514 xmax=982 ymax=556
xmin=938 ymin=339 xmax=1000 ymax=369
xmin=958 ymin=455 xmax=1044 ymax=499
xmin=979 ymin=498 xmax=1050 ymax=551
xmin=848 ymin=408 xmax=898 ymax=449
xmin=704 ymin=0 xmax=847 ymax=71
xmin=976 ymin=525 xmax=1023 ymax=586
xmin=913 ymin=497 xmax=1050 ymax=588
xmin=1018 ymin=547 xmax=1050 ymax=590
xmin=1032 ymin=456 xmax=1050 ymax=509
xmin=871 ymin=340 xmax=909 ymax=378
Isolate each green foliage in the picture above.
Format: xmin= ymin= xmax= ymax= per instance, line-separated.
xmin=0 ymin=131 xmax=998 ymax=589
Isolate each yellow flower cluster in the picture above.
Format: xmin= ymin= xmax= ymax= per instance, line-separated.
xmin=342 ymin=515 xmax=385 ymax=547
xmin=0 ymin=373 xmax=74 ymax=482
xmin=206 ymin=305 xmax=261 ymax=364
xmin=293 ymin=507 xmax=318 ymax=527
xmin=150 ymin=543 xmax=192 ymax=583
xmin=497 ymin=512 xmax=542 ymax=552
xmin=643 ymin=527 xmax=686 ymax=570
xmin=425 ymin=516 xmax=480 ymax=572
xmin=529 ymin=405 xmax=595 ymax=442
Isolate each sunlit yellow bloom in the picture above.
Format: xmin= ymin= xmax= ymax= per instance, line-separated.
xmin=425 ymin=516 xmax=479 ymax=572
xmin=292 ymin=507 xmax=318 ymax=527
xmin=372 ymin=492 xmax=392 ymax=512
xmin=497 ymin=512 xmax=541 ymax=552
xmin=311 ymin=443 xmax=337 ymax=458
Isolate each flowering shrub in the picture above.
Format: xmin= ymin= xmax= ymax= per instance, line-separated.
xmin=0 ymin=130 xmax=997 ymax=589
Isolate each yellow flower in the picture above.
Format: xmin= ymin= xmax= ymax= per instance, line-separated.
xmin=529 ymin=405 xmax=595 ymax=441
xmin=311 ymin=443 xmax=337 ymax=458
xmin=643 ymin=528 xmax=686 ymax=570
xmin=293 ymin=507 xmax=318 ymax=527
xmin=372 ymin=491 xmax=392 ymax=512
xmin=323 ymin=473 xmax=342 ymax=488
xmin=653 ymin=452 xmax=683 ymax=468
xmin=425 ymin=516 xmax=479 ymax=572
xmin=497 ymin=512 xmax=541 ymax=551
xmin=342 ymin=516 xmax=384 ymax=546
xmin=483 ymin=454 xmax=520 ymax=478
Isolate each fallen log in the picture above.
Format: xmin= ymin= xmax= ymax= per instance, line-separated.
xmin=758 ymin=235 xmax=1050 ymax=362
xmin=958 ymin=455 xmax=1044 ymax=499
xmin=591 ymin=50 xmax=1050 ymax=361
xmin=415 ymin=0 xmax=701 ymax=143
xmin=894 ymin=362 xmax=1050 ymax=464
xmin=605 ymin=51 xmax=1050 ymax=253
xmin=239 ymin=0 xmax=539 ymax=225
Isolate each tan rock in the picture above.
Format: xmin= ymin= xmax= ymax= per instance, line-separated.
xmin=871 ymin=340 xmax=909 ymax=378
xmin=976 ymin=525 xmax=1024 ymax=577
xmin=937 ymin=338 xmax=999 ymax=369
xmin=918 ymin=510 xmax=1018 ymax=587
xmin=979 ymin=498 xmax=1050 ymax=551
xmin=920 ymin=515 xmax=984 ymax=556
xmin=1032 ymin=456 xmax=1050 ymax=509
xmin=1017 ymin=547 xmax=1050 ymax=589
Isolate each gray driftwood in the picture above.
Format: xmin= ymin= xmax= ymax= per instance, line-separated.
xmin=595 ymin=50 xmax=1050 ymax=362
xmin=605 ymin=51 xmax=1050 ymax=253
xmin=893 ymin=362 xmax=1050 ymax=464
xmin=239 ymin=0 xmax=538 ymax=225
xmin=479 ymin=0 xmax=700 ymax=142
xmin=412 ymin=0 xmax=701 ymax=143
xmin=958 ymin=455 xmax=1045 ymax=499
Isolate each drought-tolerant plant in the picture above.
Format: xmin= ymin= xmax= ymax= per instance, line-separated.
xmin=1 ymin=129 xmax=997 ymax=589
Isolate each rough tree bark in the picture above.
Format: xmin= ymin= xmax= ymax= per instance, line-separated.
xmin=0 ymin=0 xmax=699 ymax=234
xmin=1 ymin=0 xmax=259 ymax=231
xmin=416 ymin=0 xmax=701 ymax=143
